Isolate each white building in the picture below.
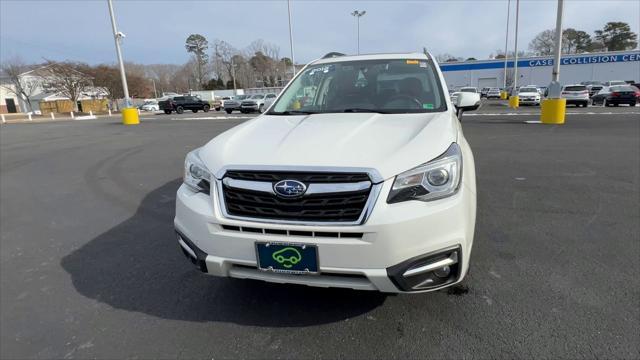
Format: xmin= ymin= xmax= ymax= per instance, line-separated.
xmin=441 ymin=50 xmax=640 ymax=89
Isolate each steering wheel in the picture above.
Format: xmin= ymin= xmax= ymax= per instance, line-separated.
xmin=383 ymin=95 xmax=422 ymax=109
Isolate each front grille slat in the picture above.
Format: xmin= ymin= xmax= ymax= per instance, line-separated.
xmin=222 ymin=170 xmax=372 ymax=223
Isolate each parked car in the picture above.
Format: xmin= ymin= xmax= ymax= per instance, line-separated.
xmin=140 ymin=100 xmax=159 ymax=112
xmin=480 ymin=87 xmax=490 ymax=98
xmin=175 ymin=52 xmax=478 ymax=293
xmin=587 ymin=85 xmax=604 ymax=98
xmin=262 ymin=93 xmax=278 ymax=109
xmin=459 ymin=87 xmax=478 ymax=93
xmin=603 ymin=80 xmax=627 ymax=87
xmin=518 ymin=86 xmax=541 ymax=105
xmin=240 ymin=94 xmax=268 ymax=113
xmin=222 ymin=95 xmax=250 ymax=114
xmin=158 ymin=95 xmax=211 ymax=114
xmin=486 ymin=88 xmax=501 ymax=99
xmin=561 ymin=84 xmax=589 ymax=107
xmin=591 ymin=85 xmax=638 ymax=107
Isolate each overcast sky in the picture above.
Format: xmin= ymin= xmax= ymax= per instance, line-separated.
xmin=1 ymin=0 xmax=638 ymax=66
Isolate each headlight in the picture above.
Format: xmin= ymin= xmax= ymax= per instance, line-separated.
xmin=184 ymin=149 xmax=212 ymax=193
xmin=387 ymin=143 xmax=462 ymax=204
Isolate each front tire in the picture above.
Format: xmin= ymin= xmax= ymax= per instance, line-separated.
xmin=192 ymin=109 xmax=198 ymax=113
xmin=225 ymin=109 xmax=233 ymax=114
xmin=164 ymin=110 xmax=171 ymax=114
xmin=203 ymin=105 xmax=210 ymax=113
xmin=176 ymin=106 xmax=184 ymax=114
xmin=215 ymin=107 xmax=221 ymax=112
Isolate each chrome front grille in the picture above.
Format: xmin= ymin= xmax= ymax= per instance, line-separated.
xmin=217 ymin=170 xmax=381 ymax=225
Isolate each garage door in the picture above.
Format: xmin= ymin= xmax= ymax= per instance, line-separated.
xmin=478 ymin=78 xmax=498 ymax=89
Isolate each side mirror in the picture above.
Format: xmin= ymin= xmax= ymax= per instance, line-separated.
xmin=453 ymin=92 xmax=481 ymax=119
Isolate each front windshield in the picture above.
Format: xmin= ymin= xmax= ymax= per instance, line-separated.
xmin=269 ymin=58 xmax=446 ymax=114
xmin=251 ymin=95 xmax=264 ymax=99
xmin=519 ymin=87 xmax=537 ymax=93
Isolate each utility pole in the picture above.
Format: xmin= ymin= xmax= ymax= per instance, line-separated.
xmin=502 ymin=0 xmax=511 ymax=95
xmin=107 ymin=0 xmax=130 ymax=108
xmin=351 ymin=10 xmax=366 ymax=55
xmin=231 ymin=56 xmax=237 ymax=96
xmin=151 ymin=78 xmax=158 ymax=99
xmin=287 ymin=0 xmax=296 ymax=79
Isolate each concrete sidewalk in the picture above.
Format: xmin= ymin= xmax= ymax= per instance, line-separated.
xmin=0 ymin=111 xmax=159 ymax=124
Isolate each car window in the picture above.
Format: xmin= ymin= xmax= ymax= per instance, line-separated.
xmin=519 ymin=87 xmax=537 ymax=93
xmin=251 ymin=95 xmax=265 ymax=99
xmin=174 ymin=96 xmax=184 ymax=101
xmin=610 ymin=85 xmax=634 ymax=92
xmin=270 ymin=58 xmax=446 ymax=114
xmin=266 ymin=94 xmax=276 ymax=98
xmin=564 ymin=86 xmax=586 ymax=91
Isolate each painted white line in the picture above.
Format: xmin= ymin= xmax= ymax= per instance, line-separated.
xmin=74 ymin=116 xmax=97 ymax=120
xmin=524 ymin=120 xmax=542 ymax=124
xmin=467 ymin=112 xmax=640 ymax=116
xmin=170 ymin=116 xmax=254 ymax=121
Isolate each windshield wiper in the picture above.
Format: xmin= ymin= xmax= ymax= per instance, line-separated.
xmin=342 ymin=108 xmax=390 ymax=114
xmin=269 ymin=110 xmax=318 ymax=115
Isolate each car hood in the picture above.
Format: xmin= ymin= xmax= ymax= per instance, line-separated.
xmin=199 ymin=112 xmax=458 ymax=182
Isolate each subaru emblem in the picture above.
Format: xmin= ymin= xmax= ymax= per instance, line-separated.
xmin=273 ymin=180 xmax=307 ymax=198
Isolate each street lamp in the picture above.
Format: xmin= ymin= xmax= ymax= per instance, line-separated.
xmin=287 ymin=0 xmax=296 ymax=78
xmin=107 ymin=0 xmax=138 ymax=124
xmin=351 ymin=10 xmax=366 ymax=55
xmin=508 ymin=0 xmax=521 ymax=109
xmin=540 ymin=0 xmax=566 ymax=125
xmin=502 ymin=0 xmax=511 ymax=98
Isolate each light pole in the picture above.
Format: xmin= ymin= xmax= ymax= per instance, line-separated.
xmin=540 ymin=0 xmax=566 ymax=124
xmin=508 ymin=0 xmax=520 ymax=108
xmin=512 ymin=0 xmax=520 ymax=93
xmin=107 ymin=0 xmax=131 ymax=109
xmin=351 ymin=10 xmax=366 ymax=55
xmin=502 ymin=0 xmax=511 ymax=98
xmin=287 ymin=0 xmax=296 ymax=79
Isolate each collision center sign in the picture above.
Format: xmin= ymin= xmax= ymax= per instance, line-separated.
xmin=440 ymin=51 xmax=640 ymax=72
xmin=528 ymin=53 xmax=640 ymax=67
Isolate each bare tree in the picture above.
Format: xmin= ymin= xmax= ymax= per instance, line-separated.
xmin=529 ymin=29 xmax=556 ymax=56
xmin=40 ymin=61 xmax=92 ymax=111
xmin=0 ymin=56 xmax=40 ymax=112
xmin=212 ymin=39 xmax=239 ymax=83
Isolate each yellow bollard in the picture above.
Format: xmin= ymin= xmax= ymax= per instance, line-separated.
xmin=121 ymin=107 xmax=140 ymax=125
xmin=540 ymin=98 xmax=566 ymax=124
xmin=500 ymin=91 xmax=509 ymax=100
xmin=508 ymin=95 xmax=519 ymax=108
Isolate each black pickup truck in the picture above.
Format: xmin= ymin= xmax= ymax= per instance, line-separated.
xmin=158 ymin=96 xmax=210 ymax=114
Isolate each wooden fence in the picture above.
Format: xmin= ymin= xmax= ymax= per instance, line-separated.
xmin=39 ymin=99 xmax=108 ymax=115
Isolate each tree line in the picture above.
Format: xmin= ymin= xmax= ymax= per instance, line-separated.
xmin=1 ymin=36 xmax=293 ymax=112
xmin=439 ymin=21 xmax=637 ymax=61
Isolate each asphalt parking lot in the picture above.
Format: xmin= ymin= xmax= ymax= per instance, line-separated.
xmin=1 ymin=107 xmax=639 ymax=359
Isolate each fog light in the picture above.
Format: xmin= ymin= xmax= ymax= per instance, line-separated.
xmin=433 ymin=265 xmax=451 ymax=278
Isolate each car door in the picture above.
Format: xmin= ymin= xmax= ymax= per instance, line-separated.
xmin=264 ymin=94 xmax=277 ymax=108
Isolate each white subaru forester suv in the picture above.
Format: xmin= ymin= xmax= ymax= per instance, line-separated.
xmin=175 ymin=52 xmax=478 ymax=293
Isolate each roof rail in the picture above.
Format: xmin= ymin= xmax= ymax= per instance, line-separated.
xmin=322 ymin=52 xmax=346 ymax=59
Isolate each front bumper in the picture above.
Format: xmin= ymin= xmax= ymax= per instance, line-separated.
xmin=174 ymin=166 xmax=476 ymax=293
